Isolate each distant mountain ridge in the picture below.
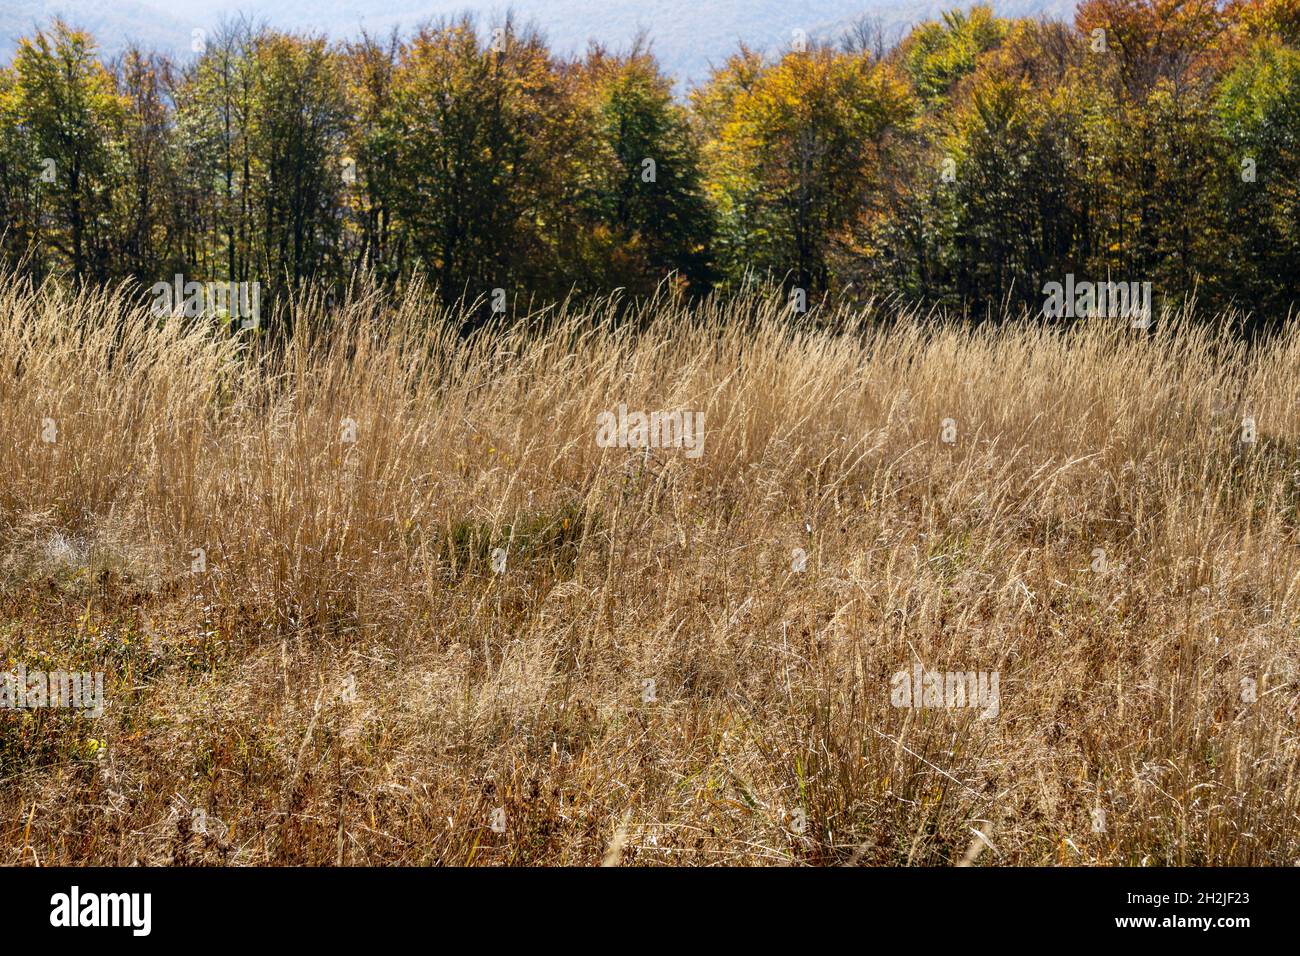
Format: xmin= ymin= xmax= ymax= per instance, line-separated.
xmin=0 ymin=0 xmax=1078 ymax=84
xmin=0 ymin=1 xmax=192 ymax=62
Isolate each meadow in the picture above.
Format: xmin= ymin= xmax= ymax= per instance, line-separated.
xmin=1 ymin=278 xmax=1298 ymax=865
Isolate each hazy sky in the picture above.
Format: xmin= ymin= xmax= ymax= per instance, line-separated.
xmin=9 ymin=0 xmax=1077 ymax=85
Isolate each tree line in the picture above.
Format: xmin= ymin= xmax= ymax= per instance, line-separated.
xmin=1 ymin=0 xmax=1297 ymax=323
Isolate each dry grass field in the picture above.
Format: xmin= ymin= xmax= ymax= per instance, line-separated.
xmin=2 ymin=276 xmax=1299 ymax=866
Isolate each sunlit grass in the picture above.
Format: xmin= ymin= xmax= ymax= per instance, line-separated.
xmin=1 ymin=276 xmax=1297 ymax=865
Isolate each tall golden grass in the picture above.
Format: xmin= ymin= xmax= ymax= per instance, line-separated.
xmin=1 ymin=276 xmax=1298 ymax=865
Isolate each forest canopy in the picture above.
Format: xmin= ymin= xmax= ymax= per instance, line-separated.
xmin=0 ymin=1 xmax=1296 ymax=321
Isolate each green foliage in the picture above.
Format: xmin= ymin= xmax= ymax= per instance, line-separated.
xmin=3 ymin=21 xmax=126 ymax=281
xmin=577 ymin=51 xmax=715 ymax=294
xmin=1 ymin=4 xmax=1299 ymax=324
xmin=1215 ymin=39 xmax=1300 ymax=312
xmin=901 ymin=6 xmax=1007 ymax=104
xmin=697 ymin=46 xmax=915 ymax=291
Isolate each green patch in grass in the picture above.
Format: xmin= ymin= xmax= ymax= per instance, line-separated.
xmin=440 ymin=501 xmax=597 ymax=578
